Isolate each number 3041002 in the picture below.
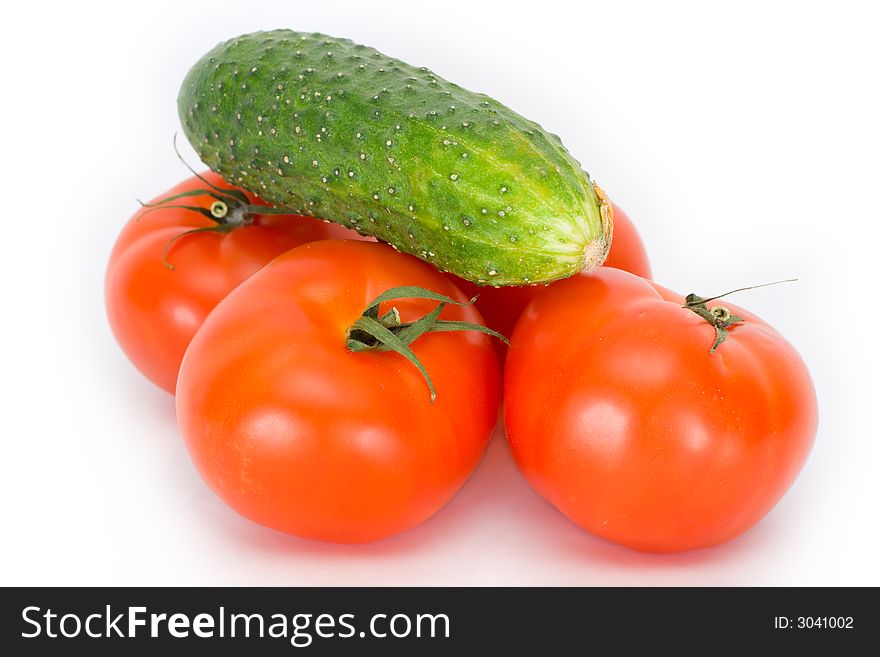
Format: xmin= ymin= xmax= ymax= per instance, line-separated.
xmin=797 ymin=617 xmax=854 ymax=629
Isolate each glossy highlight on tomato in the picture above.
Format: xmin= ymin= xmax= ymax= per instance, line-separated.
xmin=504 ymin=267 xmax=817 ymax=552
xmin=105 ymin=172 xmax=363 ymax=393
xmin=176 ymin=240 xmax=501 ymax=543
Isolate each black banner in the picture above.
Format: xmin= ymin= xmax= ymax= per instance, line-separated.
xmin=0 ymin=587 xmax=872 ymax=654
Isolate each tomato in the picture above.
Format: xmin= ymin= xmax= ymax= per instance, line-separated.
xmin=105 ymin=172 xmax=363 ymax=393
xmin=504 ymin=267 xmax=817 ymax=552
xmin=175 ymin=240 xmax=501 ymax=543
xmin=452 ymin=202 xmax=651 ymax=340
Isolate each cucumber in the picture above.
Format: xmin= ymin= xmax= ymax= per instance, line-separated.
xmin=178 ymin=30 xmax=611 ymax=285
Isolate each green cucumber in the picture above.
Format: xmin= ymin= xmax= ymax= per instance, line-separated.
xmin=178 ymin=30 xmax=611 ymax=285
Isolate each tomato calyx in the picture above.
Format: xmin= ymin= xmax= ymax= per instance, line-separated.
xmin=346 ymin=286 xmax=508 ymax=402
xmin=683 ymin=278 xmax=797 ymax=353
xmin=683 ymin=294 xmax=745 ymax=353
xmin=135 ymin=170 xmax=297 ymax=270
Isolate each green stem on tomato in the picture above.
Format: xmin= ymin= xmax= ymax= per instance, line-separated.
xmin=683 ymin=278 xmax=797 ymax=353
xmin=346 ymin=286 xmax=508 ymax=401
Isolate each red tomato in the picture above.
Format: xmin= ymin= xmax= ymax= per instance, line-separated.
xmin=105 ymin=172 xmax=364 ymax=393
xmin=504 ymin=267 xmax=817 ymax=552
xmin=176 ymin=240 xmax=501 ymax=543
xmin=452 ymin=202 xmax=651 ymax=339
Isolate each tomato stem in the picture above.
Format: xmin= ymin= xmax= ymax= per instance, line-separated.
xmin=683 ymin=278 xmax=796 ymax=353
xmin=346 ymin=286 xmax=508 ymax=401
xmin=137 ymin=135 xmax=307 ymax=269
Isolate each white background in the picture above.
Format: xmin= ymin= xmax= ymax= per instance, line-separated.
xmin=2 ymin=0 xmax=877 ymax=586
